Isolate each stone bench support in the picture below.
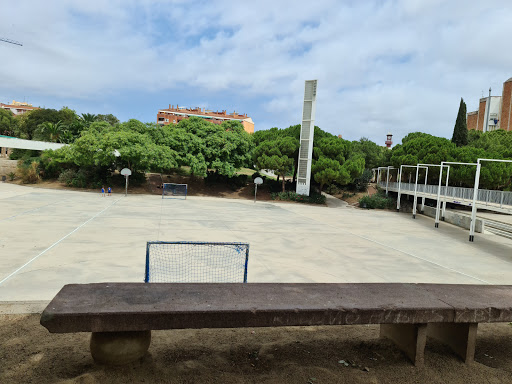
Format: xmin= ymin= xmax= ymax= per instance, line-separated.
xmin=380 ymin=322 xmax=479 ymax=366
xmin=90 ymin=331 xmax=151 ymax=365
xmin=380 ymin=323 xmax=427 ymax=366
xmin=427 ymin=323 xmax=478 ymax=363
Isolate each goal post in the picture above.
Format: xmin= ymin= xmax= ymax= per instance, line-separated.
xmin=144 ymin=241 xmax=249 ymax=283
xmin=162 ymin=183 xmax=187 ymax=199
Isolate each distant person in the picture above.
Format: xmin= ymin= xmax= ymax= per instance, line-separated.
xmin=101 ymin=186 xmax=105 ymax=197
xmin=108 ymin=186 xmax=112 ymax=196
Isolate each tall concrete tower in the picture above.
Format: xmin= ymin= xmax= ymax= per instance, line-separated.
xmin=296 ymin=80 xmax=318 ymax=196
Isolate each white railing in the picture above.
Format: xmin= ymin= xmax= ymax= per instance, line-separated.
xmin=379 ymin=182 xmax=512 ymax=208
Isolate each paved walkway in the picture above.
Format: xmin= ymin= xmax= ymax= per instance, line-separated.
xmin=322 ymin=192 xmax=350 ymax=208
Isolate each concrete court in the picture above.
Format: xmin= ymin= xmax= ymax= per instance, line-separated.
xmin=1 ymin=183 xmax=512 ymax=302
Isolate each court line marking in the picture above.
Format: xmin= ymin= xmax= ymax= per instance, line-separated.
xmin=286 ymin=207 xmax=492 ymax=285
xmin=0 ymin=196 xmax=123 ymax=286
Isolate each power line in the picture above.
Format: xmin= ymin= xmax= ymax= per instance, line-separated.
xmin=0 ymin=37 xmax=23 ymax=46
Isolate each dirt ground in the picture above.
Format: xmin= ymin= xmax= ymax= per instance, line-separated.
xmin=1 ymin=314 xmax=512 ymax=384
xmin=5 ymin=172 xmax=275 ymax=202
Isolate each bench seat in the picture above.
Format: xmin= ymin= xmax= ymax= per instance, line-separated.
xmin=40 ymin=283 xmax=512 ymax=366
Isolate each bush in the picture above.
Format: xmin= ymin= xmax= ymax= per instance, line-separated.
xmin=204 ymin=171 xmax=248 ymax=191
xmin=265 ymin=178 xmax=291 ymax=193
xmin=358 ymin=193 xmax=394 ymax=209
xmin=39 ymin=149 xmax=71 ymax=179
xmin=174 ymin=167 xmax=190 ymax=176
xmin=70 ymin=169 xmax=88 ymax=188
xmin=58 ymin=169 xmax=76 ymax=186
xmin=251 ymin=171 xmax=268 ymax=181
xmin=16 ymin=161 xmax=40 ymax=184
xmin=9 ymin=149 xmax=41 ymax=160
xmin=325 ymin=184 xmax=341 ymax=195
xmin=353 ymin=169 xmax=373 ymax=192
xmin=271 ymin=191 xmax=326 ymax=204
xmin=8 ymin=172 xmax=15 ymax=181
xmin=128 ymin=171 xmax=146 ymax=186
xmin=57 ymin=167 xmax=119 ymax=189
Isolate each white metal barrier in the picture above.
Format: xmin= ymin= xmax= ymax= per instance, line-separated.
xmin=379 ymin=182 xmax=512 ymax=208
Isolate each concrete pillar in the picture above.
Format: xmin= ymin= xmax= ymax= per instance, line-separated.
xmin=380 ymin=323 xmax=427 ymax=366
xmin=427 ymin=323 xmax=478 ymax=363
xmin=90 ymin=330 xmax=151 ymax=365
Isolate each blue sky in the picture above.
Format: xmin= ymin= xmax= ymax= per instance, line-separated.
xmin=1 ymin=0 xmax=512 ymax=144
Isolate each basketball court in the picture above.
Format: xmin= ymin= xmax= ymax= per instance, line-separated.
xmin=1 ymin=183 xmax=512 ymax=302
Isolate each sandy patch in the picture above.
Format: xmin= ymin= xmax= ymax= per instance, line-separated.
xmin=1 ymin=314 xmax=512 ymax=383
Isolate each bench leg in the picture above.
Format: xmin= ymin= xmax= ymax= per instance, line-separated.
xmin=427 ymin=323 xmax=478 ymax=363
xmin=380 ymin=323 xmax=427 ymax=366
xmin=90 ymin=330 xmax=151 ymax=365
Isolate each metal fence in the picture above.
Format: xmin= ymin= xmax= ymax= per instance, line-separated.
xmin=379 ymin=182 xmax=512 ymax=208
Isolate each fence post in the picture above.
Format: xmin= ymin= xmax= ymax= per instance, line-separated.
xmin=413 ymin=165 xmax=420 ymax=219
xmin=469 ymin=163 xmax=481 ymax=242
xmin=397 ymin=165 xmax=402 ymax=211
xmin=442 ymin=166 xmax=450 ymax=221
xmin=421 ymin=167 xmax=428 ymax=213
xmin=434 ymin=163 xmax=444 ymax=228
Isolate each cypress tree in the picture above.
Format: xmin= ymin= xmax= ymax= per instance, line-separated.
xmin=451 ymin=98 xmax=468 ymax=146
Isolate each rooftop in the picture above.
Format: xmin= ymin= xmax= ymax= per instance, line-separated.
xmin=159 ymin=105 xmax=251 ymax=121
xmin=0 ymin=103 xmax=39 ymax=110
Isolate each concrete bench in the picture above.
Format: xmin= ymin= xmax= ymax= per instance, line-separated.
xmin=40 ymin=283 xmax=512 ymax=366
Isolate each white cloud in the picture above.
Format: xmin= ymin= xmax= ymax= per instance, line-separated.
xmin=1 ymin=0 xmax=511 ymax=144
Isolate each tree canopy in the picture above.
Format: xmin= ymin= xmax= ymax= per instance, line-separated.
xmin=40 ymin=117 xmax=253 ymax=185
xmin=253 ymin=136 xmax=299 ymax=192
xmin=388 ymin=131 xmax=512 ymax=189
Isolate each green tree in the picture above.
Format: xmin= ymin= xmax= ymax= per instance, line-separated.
xmin=15 ymin=107 xmax=79 ymax=140
xmin=253 ymin=136 xmax=299 ymax=192
xmin=80 ymin=113 xmax=97 ymax=127
xmin=18 ymin=108 xmax=61 ymax=139
xmin=0 ymin=108 xmax=16 ymax=136
xmin=58 ymin=107 xmax=78 ymax=126
xmin=177 ymin=117 xmax=253 ymax=177
xmin=96 ymin=114 xmax=120 ymax=126
xmin=451 ymin=98 xmax=468 ymax=147
xmin=252 ymin=127 xmax=282 ymax=146
xmin=311 ymin=157 xmax=344 ymax=191
xmin=352 ymin=137 xmax=385 ymax=170
xmin=35 ymin=121 xmax=67 ymax=143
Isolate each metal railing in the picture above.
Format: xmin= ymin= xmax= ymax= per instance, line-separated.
xmin=379 ymin=182 xmax=512 ymax=208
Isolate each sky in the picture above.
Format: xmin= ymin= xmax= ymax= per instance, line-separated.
xmin=1 ymin=0 xmax=512 ymax=145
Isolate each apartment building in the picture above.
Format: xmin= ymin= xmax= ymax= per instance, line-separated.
xmin=157 ymin=105 xmax=254 ymax=134
xmin=0 ymin=100 xmax=39 ymax=116
xmin=467 ymin=78 xmax=512 ymax=132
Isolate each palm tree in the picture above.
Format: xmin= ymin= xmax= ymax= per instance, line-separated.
xmin=38 ymin=121 xmax=67 ymax=143
xmin=80 ymin=113 xmax=97 ymax=127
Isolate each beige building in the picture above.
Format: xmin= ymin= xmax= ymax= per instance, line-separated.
xmin=467 ymin=78 xmax=512 ymax=132
xmin=157 ymin=105 xmax=255 ymax=134
xmin=0 ymin=100 xmax=39 ymax=116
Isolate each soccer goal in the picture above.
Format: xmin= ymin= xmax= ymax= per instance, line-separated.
xmin=162 ymin=183 xmax=187 ymax=199
xmin=144 ymin=241 xmax=249 ymax=283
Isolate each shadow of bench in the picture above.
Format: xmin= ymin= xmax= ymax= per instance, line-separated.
xmin=40 ymin=283 xmax=512 ymax=366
